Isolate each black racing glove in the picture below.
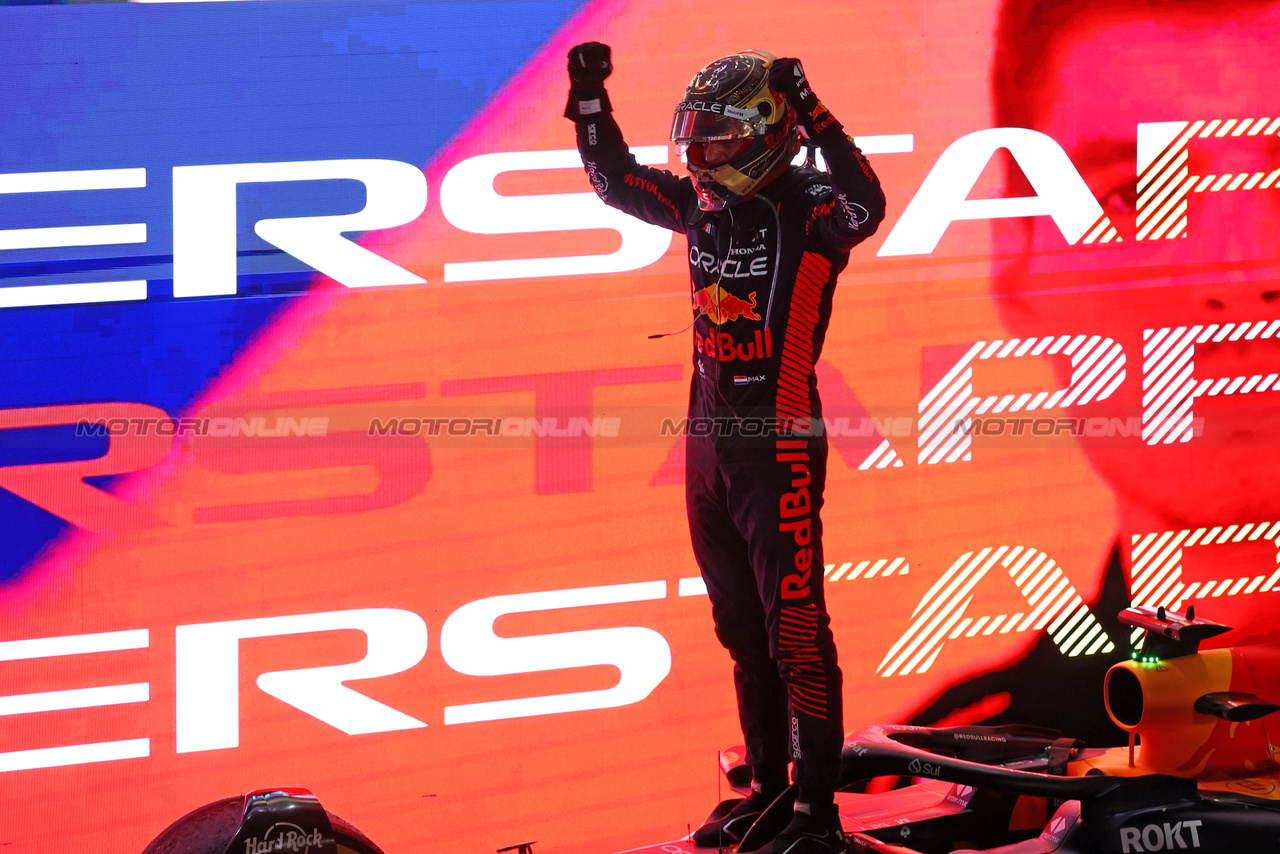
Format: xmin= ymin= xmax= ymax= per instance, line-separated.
xmin=768 ymin=57 xmax=844 ymax=141
xmin=565 ymin=41 xmax=614 ymax=121
xmin=568 ymin=41 xmax=612 ymax=87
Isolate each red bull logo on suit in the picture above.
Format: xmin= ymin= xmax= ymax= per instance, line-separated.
xmin=694 ymin=328 xmax=774 ymax=362
xmin=692 ymin=283 xmax=762 ymax=324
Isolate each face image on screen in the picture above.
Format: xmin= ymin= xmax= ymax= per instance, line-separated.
xmin=0 ymin=1 xmax=1278 ymax=852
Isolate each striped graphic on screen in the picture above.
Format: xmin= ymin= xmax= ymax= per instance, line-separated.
xmin=824 ymin=557 xmax=909 ymax=580
xmin=1137 ymin=117 xmax=1280 ymax=241
xmin=1142 ymin=320 xmax=1280 ymax=445
xmin=917 ymin=335 xmax=1125 ymax=464
xmin=1129 ymin=522 xmax=1280 ymax=624
xmin=876 ymin=546 xmax=1113 ymax=678
xmin=1079 ymin=212 xmax=1121 ymax=244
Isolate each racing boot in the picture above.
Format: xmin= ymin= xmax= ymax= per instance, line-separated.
xmin=747 ymin=800 xmax=844 ymax=854
xmin=690 ymin=781 xmax=782 ymax=848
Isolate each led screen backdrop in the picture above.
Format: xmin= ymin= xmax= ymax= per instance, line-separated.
xmin=3 ymin=0 xmax=1280 ymax=851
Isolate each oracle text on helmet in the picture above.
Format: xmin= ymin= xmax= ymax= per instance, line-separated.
xmin=674 ymin=100 xmax=756 ymax=119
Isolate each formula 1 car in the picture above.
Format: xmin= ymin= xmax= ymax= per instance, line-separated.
xmin=627 ymin=605 xmax=1280 ymax=854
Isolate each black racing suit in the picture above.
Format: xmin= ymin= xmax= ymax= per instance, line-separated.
xmin=570 ymin=99 xmax=885 ymax=799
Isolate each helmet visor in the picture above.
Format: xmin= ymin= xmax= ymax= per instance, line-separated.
xmin=680 ymin=138 xmax=754 ymax=167
xmin=670 ymin=105 xmax=761 ymax=142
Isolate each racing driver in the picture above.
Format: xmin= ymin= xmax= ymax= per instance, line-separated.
xmin=565 ymin=42 xmax=886 ymax=853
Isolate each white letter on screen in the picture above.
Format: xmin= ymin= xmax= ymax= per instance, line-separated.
xmin=878 ymin=128 xmax=1103 ymax=256
xmin=173 ymin=159 xmax=428 ymax=297
xmin=440 ymin=580 xmax=672 ymax=724
xmin=440 ymin=148 xmax=673 ymax=282
xmin=0 ymin=168 xmax=147 ymax=308
xmin=0 ymin=629 xmax=150 ymax=773
xmin=175 ymin=609 xmax=428 ymax=753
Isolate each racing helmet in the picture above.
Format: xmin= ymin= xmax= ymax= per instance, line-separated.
xmin=671 ymin=49 xmax=801 ymax=211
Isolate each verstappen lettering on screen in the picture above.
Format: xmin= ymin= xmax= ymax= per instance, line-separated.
xmin=6 ymin=125 xmax=1279 ymax=461
xmin=3 ymin=119 xmax=1277 ymax=306
xmin=1 ymin=305 xmax=1274 ymax=531
xmin=5 ymin=405 xmax=1280 ymax=779
xmin=0 ymin=584 xmax=670 ymax=772
xmin=4 ymin=119 xmax=1280 ymax=780
xmin=0 ymin=568 xmax=1107 ymax=770
xmin=5 ymin=533 xmax=1278 ymax=774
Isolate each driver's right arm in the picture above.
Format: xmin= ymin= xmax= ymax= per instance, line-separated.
xmin=565 ymin=41 xmax=694 ymax=235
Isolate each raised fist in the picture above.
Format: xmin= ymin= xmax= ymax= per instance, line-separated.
xmin=767 ymin=57 xmax=812 ymax=109
xmin=567 ymin=41 xmax=613 ymax=88
xmin=769 ymin=56 xmax=838 ymax=136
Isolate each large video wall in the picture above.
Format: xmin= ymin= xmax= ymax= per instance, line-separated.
xmin=3 ymin=1 xmax=1279 ymax=851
